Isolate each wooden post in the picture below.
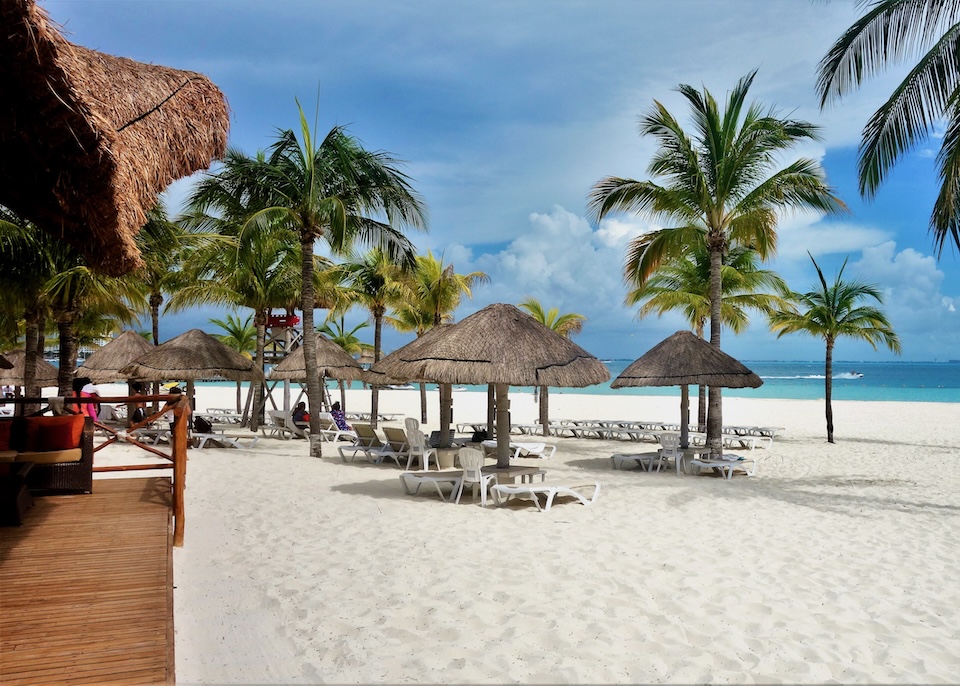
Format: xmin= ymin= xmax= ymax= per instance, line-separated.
xmin=495 ymin=383 xmax=511 ymax=469
xmin=171 ymin=396 xmax=189 ymax=547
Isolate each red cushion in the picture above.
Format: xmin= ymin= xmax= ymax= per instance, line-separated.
xmin=0 ymin=419 xmax=11 ymax=451
xmin=24 ymin=415 xmax=84 ymax=452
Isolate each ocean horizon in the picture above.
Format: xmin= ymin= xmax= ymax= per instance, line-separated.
xmin=188 ymin=359 xmax=960 ymax=404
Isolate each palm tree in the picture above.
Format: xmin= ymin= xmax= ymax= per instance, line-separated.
xmin=390 ymin=251 xmax=489 ymax=425
xmin=340 ymin=249 xmax=408 ymax=427
xmin=626 ymin=246 xmax=789 ymax=426
xmin=210 ymin=312 xmax=257 ymax=412
xmin=817 ymin=1 xmax=960 ymax=255
xmin=588 ymin=70 xmax=846 ymax=454
xmin=769 ymin=253 xmax=901 ymax=443
xmin=518 ymin=298 xmax=585 ymax=435
xmin=246 ymin=104 xmax=427 ymax=457
xmin=316 ymin=319 xmax=373 ymax=407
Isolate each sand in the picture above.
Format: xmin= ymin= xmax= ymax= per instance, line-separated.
xmin=91 ymin=385 xmax=960 ymax=683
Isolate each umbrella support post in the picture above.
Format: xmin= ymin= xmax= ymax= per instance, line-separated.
xmin=495 ymin=383 xmax=510 ymax=469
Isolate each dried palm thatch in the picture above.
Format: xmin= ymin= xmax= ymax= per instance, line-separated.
xmin=77 ymin=330 xmax=155 ymax=383
xmin=0 ymin=0 xmax=229 ymax=276
xmin=0 ymin=349 xmax=59 ymax=386
xmin=0 ymin=353 xmax=12 ymax=370
xmin=269 ymin=334 xmax=373 ymax=383
xmin=373 ymin=303 xmax=609 ymax=467
xmin=372 ymin=303 xmax=609 ymax=387
xmin=612 ymin=330 xmax=761 ymax=451
xmin=118 ymin=329 xmax=263 ymax=382
xmin=611 ymin=330 xmax=762 ymax=389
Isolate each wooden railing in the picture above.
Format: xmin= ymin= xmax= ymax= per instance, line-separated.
xmin=2 ymin=394 xmax=189 ymax=546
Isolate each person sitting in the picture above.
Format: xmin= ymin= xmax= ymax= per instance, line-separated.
xmin=330 ymin=401 xmax=351 ymax=432
xmin=71 ymin=376 xmax=99 ymax=421
xmin=292 ymin=401 xmax=310 ymax=427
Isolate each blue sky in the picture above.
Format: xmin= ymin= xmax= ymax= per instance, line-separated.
xmin=45 ymin=0 xmax=960 ymax=362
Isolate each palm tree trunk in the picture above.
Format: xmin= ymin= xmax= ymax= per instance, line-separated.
xmin=538 ymin=386 xmax=549 ymax=436
xmin=301 ymin=233 xmax=323 ymax=458
xmin=23 ymin=308 xmax=40 ymax=416
xmin=371 ymin=313 xmax=382 ymax=430
xmin=56 ymin=313 xmax=78 ymax=397
xmin=825 ymin=338 xmax=835 ymax=443
xmin=707 ymin=243 xmax=724 ymax=456
xmin=150 ymin=292 xmax=162 ymax=345
xmin=250 ymin=311 xmax=267 ymax=431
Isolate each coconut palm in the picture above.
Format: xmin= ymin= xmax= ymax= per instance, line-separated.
xmin=390 ymin=251 xmax=489 ymax=425
xmin=626 ymin=245 xmax=789 ymax=426
xmin=136 ymin=202 xmax=194 ymax=346
xmin=588 ymin=70 xmax=846 ymax=454
xmin=340 ymin=249 xmax=408 ymax=427
xmin=518 ymin=298 xmax=585 ymax=436
xmin=210 ymin=312 xmax=257 ymax=412
xmin=243 ymin=104 xmax=427 ymax=457
xmin=769 ymin=253 xmax=901 ymax=443
xmin=818 ymin=1 xmax=960 ymax=255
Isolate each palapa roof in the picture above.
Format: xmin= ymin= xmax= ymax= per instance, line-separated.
xmin=0 ymin=353 xmax=12 ymax=370
xmin=371 ymin=303 xmax=610 ymax=387
xmin=269 ymin=334 xmax=372 ymax=383
xmin=117 ymin=329 xmax=263 ymax=382
xmin=0 ymin=0 xmax=229 ymax=276
xmin=0 ymin=349 xmax=59 ymax=386
xmin=611 ymin=330 xmax=762 ymax=389
xmin=77 ymin=330 xmax=155 ymax=383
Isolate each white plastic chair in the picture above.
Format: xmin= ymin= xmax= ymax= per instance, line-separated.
xmin=405 ymin=428 xmax=438 ymax=470
xmin=454 ymin=447 xmax=497 ymax=506
xmin=404 ymin=417 xmax=419 ymax=434
xmin=657 ymin=432 xmax=682 ymax=474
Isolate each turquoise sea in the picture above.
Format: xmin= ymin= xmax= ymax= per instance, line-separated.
xmin=228 ymin=360 xmax=960 ymax=404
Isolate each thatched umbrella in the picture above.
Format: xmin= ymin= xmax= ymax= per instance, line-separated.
xmin=611 ymin=330 xmax=762 ymax=450
xmin=0 ymin=354 xmax=12 ymax=370
xmin=118 ymin=329 xmax=263 ymax=384
xmin=118 ymin=329 xmax=262 ymax=418
xmin=270 ymin=334 xmax=371 ymax=383
xmin=372 ymin=303 xmax=610 ymax=468
xmin=0 ymin=350 xmax=59 ymax=387
xmin=0 ymin=0 xmax=229 ymax=276
xmin=269 ymin=334 xmax=380 ymax=411
xmin=78 ymin=330 xmax=155 ymax=383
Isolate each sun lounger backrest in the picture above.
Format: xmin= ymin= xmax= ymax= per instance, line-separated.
xmin=383 ymin=426 xmax=408 ymax=450
xmin=352 ymin=423 xmax=383 ymax=447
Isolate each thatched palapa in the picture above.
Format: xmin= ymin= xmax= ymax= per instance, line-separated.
xmin=118 ymin=329 xmax=262 ymax=382
xmin=0 ymin=349 xmax=59 ymax=386
xmin=269 ymin=334 xmax=371 ymax=383
xmin=611 ymin=330 xmax=762 ymax=389
xmin=0 ymin=0 xmax=229 ymax=276
xmin=78 ymin=330 xmax=155 ymax=383
xmin=612 ymin=330 xmax=762 ymax=449
xmin=372 ymin=303 xmax=609 ymax=387
xmin=0 ymin=353 xmax=12 ymax=370
xmin=373 ymin=303 xmax=609 ymax=466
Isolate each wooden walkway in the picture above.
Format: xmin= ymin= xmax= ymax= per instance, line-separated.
xmin=0 ymin=478 xmax=174 ymax=685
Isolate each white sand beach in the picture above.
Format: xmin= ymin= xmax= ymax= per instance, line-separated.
xmin=92 ymin=386 xmax=960 ymax=683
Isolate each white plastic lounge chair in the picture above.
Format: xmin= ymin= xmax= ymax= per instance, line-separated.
xmin=689 ymin=454 xmax=758 ymax=479
xmin=338 ymin=423 xmax=385 ymax=463
xmin=193 ymin=432 xmax=260 ymax=449
xmin=480 ymin=439 xmax=557 ymax=459
xmin=371 ymin=426 xmax=410 ymax=467
xmin=491 ymin=481 xmax=600 ymax=512
xmin=453 ymin=447 xmax=497 ymax=507
xmin=261 ymin=410 xmax=303 ymax=439
xmin=399 ymin=470 xmax=463 ymax=501
xmin=610 ymin=452 xmax=660 ymax=470
xmin=316 ymin=411 xmax=357 ymax=443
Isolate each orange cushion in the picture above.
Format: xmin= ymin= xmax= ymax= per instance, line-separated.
xmin=24 ymin=415 xmax=84 ymax=452
xmin=0 ymin=419 xmax=11 ymax=451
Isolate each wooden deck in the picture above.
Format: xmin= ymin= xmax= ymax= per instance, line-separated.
xmin=0 ymin=478 xmax=174 ymax=685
